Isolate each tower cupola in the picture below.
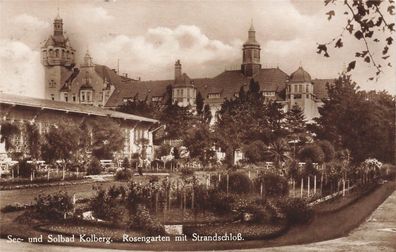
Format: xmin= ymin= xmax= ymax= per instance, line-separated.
xmin=241 ymin=20 xmax=261 ymax=77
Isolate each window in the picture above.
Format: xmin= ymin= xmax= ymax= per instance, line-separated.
xmin=294 ymin=85 xmax=298 ymax=93
xmin=72 ymin=95 xmax=76 ymax=102
xmin=49 ymin=80 xmax=56 ymax=88
xmin=294 ymin=94 xmax=302 ymax=99
xmin=298 ymin=85 xmax=302 ymax=93
xmin=64 ymin=93 xmax=68 ymax=102
xmin=50 ymin=94 xmax=55 ymax=101
xmin=181 ymin=89 xmax=184 ymax=96
xmin=306 ymin=85 xmax=309 ymax=93
xmin=81 ymin=91 xmax=85 ymax=102
xmin=87 ymin=91 xmax=91 ymax=102
xmin=306 ymin=94 xmax=309 ymax=99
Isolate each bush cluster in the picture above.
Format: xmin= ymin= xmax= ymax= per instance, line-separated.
xmin=90 ymin=187 xmax=124 ymax=224
xmin=277 ymin=197 xmax=313 ymax=225
xmin=218 ymin=172 xmax=252 ymax=194
xmin=86 ymin=158 xmax=102 ymax=175
xmin=115 ymin=169 xmax=133 ymax=181
xmin=35 ymin=191 xmax=73 ymax=220
xmin=129 ymin=205 xmax=165 ymax=235
xmin=254 ymin=172 xmax=289 ymax=197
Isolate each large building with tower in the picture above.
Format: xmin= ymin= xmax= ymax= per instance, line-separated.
xmin=41 ymin=15 xmax=333 ymax=122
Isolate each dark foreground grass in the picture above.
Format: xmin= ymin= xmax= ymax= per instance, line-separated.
xmin=0 ymin=181 xmax=394 ymax=251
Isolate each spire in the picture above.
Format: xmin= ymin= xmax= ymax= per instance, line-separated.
xmin=83 ymin=48 xmax=93 ymax=67
xmin=249 ymin=19 xmax=255 ymax=32
xmin=247 ymin=19 xmax=257 ymax=44
xmin=53 ymin=9 xmax=63 ymax=36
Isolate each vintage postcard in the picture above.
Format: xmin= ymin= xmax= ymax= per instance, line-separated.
xmin=0 ymin=0 xmax=395 ymax=251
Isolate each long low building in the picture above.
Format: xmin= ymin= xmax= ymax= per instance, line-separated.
xmin=0 ymin=93 xmax=160 ymax=162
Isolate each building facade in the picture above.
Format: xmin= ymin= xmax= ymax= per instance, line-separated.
xmin=105 ymin=22 xmax=333 ymax=122
xmin=41 ymin=15 xmax=134 ymax=107
xmin=41 ymin=15 xmax=332 ymax=123
xmin=0 ymin=93 xmax=159 ymax=162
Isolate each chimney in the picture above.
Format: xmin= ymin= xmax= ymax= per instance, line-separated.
xmin=175 ymin=60 xmax=182 ymax=80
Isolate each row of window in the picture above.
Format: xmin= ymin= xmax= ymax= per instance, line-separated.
xmin=42 ymin=48 xmax=74 ymax=59
xmin=173 ymin=88 xmax=195 ymax=97
xmin=288 ymin=84 xmax=311 ymax=94
xmin=287 ymin=94 xmax=311 ymax=99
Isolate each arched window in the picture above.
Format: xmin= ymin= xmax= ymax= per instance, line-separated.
xmin=55 ymin=49 xmax=59 ymax=57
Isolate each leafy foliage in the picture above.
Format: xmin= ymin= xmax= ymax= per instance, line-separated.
xmin=35 ymin=191 xmax=73 ymax=220
xmin=319 ymin=0 xmax=395 ymax=79
xmin=314 ymin=75 xmax=395 ymax=163
xmin=254 ymin=171 xmax=289 ymax=197
xmin=41 ymin=120 xmax=81 ymax=164
xmin=0 ymin=121 xmax=20 ymax=151
xmin=219 ymin=172 xmax=253 ymax=194
xmin=86 ymin=158 xmax=102 ymax=175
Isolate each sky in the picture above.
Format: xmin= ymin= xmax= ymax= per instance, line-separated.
xmin=0 ymin=0 xmax=395 ymax=98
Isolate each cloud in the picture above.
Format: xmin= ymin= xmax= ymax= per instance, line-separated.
xmin=91 ymin=25 xmax=241 ymax=79
xmin=80 ymin=6 xmax=114 ymax=23
xmin=13 ymin=14 xmax=49 ymax=30
xmin=0 ymin=39 xmax=43 ymax=98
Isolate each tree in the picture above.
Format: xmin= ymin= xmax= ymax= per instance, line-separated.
xmin=90 ymin=118 xmax=124 ymax=160
xmin=0 ymin=121 xmax=20 ymax=152
xmin=285 ymin=104 xmax=306 ymax=137
xmin=298 ymin=143 xmax=325 ymax=164
xmin=318 ymin=0 xmax=395 ymax=79
xmin=160 ymin=103 xmax=194 ymax=140
xmin=244 ymin=140 xmax=266 ymax=163
xmin=214 ymin=80 xmax=279 ymax=152
xmin=41 ymin=120 xmax=82 ymax=178
xmin=203 ymin=104 xmax=212 ymax=124
xmin=24 ymin=122 xmax=41 ymax=160
xmin=268 ymin=138 xmax=291 ymax=169
xmin=318 ymin=140 xmax=335 ymax=163
xmin=196 ymin=92 xmax=204 ymax=115
xmin=117 ymin=99 xmax=160 ymax=119
xmin=183 ymin=123 xmax=215 ymax=166
xmin=314 ymin=75 xmax=395 ymax=163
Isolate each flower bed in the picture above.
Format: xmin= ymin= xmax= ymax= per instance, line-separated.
xmin=38 ymin=222 xmax=145 ymax=242
xmin=183 ymin=222 xmax=287 ymax=240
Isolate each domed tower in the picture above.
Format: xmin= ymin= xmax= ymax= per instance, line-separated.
xmin=241 ymin=21 xmax=261 ymax=77
xmin=41 ymin=14 xmax=75 ymax=101
xmin=286 ymin=66 xmax=319 ymax=121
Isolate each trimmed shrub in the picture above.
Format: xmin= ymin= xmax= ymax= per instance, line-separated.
xmin=115 ymin=169 xmax=133 ymax=181
xmin=87 ymin=158 xmax=102 ymax=175
xmin=129 ymin=205 xmax=165 ymax=235
xmin=277 ymin=197 xmax=313 ymax=225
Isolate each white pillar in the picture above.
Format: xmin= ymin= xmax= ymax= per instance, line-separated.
xmin=300 ymin=178 xmax=303 ymax=198
xmin=314 ymin=175 xmax=317 ymax=194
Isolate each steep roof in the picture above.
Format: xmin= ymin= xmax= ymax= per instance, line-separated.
xmin=105 ymin=67 xmax=290 ymax=108
xmin=0 ymin=93 xmax=158 ymax=124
